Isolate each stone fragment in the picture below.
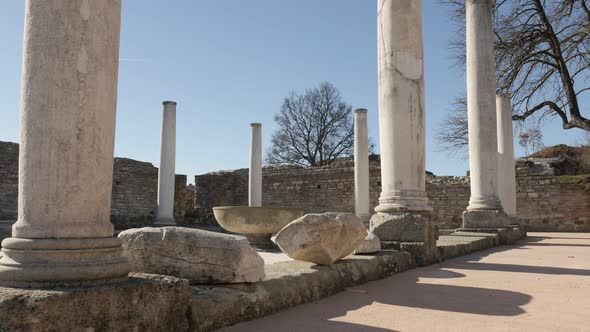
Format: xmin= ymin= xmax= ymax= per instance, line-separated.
xmin=119 ymin=227 xmax=265 ymax=284
xmin=354 ymin=233 xmax=382 ymax=254
xmin=275 ymin=212 xmax=367 ymax=265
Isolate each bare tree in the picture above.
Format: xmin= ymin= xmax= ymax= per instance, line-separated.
xmin=438 ymin=0 xmax=590 ymax=155
xmin=519 ymin=124 xmax=545 ymax=158
xmin=267 ymin=82 xmax=355 ymax=167
xmin=435 ymin=96 xmax=469 ymax=157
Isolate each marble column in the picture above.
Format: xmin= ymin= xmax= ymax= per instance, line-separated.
xmin=155 ymin=101 xmax=177 ymax=225
xmin=462 ymin=0 xmax=510 ymax=228
xmin=249 ymin=123 xmax=262 ymax=207
xmin=0 ymin=0 xmax=129 ymax=286
xmin=496 ymin=94 xmax=517 ymax=216
xmin=354 ymin=109 xmax=370 ymax=226
xmin=371 ymin=0 xmax=435 ymax=250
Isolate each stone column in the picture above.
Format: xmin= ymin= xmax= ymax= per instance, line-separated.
xmin=249 ymin=123 xmax=262 ymax=207
xmin=496 ymin=94 xmax=517 ymax=216
xmin=462 ymin=0 xmax=510 ymax=228
xmin=354 ymin=109 xmax=370 ymax=226
xmin=371 ymin=0 xmax=436 ymax=263
xmin=0 ymin=0 xmax=129 ymax=285
xmin=155 ymin=101 xmax=177 ymax=225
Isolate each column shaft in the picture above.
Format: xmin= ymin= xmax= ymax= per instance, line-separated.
xmin=0 ymin=0 xmax=129 ymax=285
xmin=496 ymin=94 xmax=516 ymax=216
xmin=465 ymin=0 xmax=502 ymax=211
xmin=354 ymin=109 xmax=370 ymax=226
xmin=155 ymin=101 xmax=177 ymax=225
xmin=371 ymin=0 xmax=436 ymax=258
xmin=249 ymin=123 xmax=262 ymax=207
xmin=462 ymin=0 xmax=511 ymax=228
xmin=374 ymin=0 xmax=430 ymax=213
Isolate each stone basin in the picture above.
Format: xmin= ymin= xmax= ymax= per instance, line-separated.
xmin=213 ymin=206 xmax=304 ymax=250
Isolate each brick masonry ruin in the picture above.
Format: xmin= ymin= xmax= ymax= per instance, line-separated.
xmin=2 ymin=141 xmax=589 ymax=232
xmin=0 ymin=141 xmax=192 ymax=229
xmin=195 ymin=156 xmax=590 ymax=232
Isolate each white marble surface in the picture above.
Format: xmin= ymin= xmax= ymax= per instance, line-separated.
xmin=156 ymin=101 xmax=177 ymax=224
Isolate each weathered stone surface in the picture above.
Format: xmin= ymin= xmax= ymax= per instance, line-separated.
xmin=275 ymin=212 xmax=367 ymax=265
xmin=370 ymin=211 xmax=437 ymax=242
xmin=119 ymin=227 xmax=265 ymax=284
xmin=0 ymin=273 xmax=191 ymax=332
xmin=462 ymin=209 xmax=512 ymax=228
xmin=191 ymin=250 xmax=415 ymax=332
xmin=354 ymin=233 xmax=381 ymax=254
xmin=189 ymin=229 xmax=524 ymax=332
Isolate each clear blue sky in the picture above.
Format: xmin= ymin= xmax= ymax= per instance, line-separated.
xmin=0 ymin=1 xmax=587 ymax=182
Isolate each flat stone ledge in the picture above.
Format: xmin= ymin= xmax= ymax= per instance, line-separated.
xmin=191 ymin=250 xmax=414 ymax=332
xmin=0 ymin=273 xmax=192 ymax=332
xmin=457 ymin=225 xmax=526 ymax=245
xmin=437 ymin=232 xmax=500 ymax=260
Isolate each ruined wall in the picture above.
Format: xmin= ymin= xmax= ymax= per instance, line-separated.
xmin=0 ymin=141 xmax=189 ymax=230
xmin=516 ymin=160 xmax=590 ymax=231
xmin=195 ymin=158 xmax=590 ymax=232
xmin=0 ymin=142 xmax=18 ymax=220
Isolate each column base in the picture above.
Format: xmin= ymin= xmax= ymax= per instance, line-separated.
xmin=462 ymin=209 xmax=512 ymax=228
xmin=380 ymin=240 xmax=440 ymax=266
xmin=0 ymin=237 xmax=130 ymax=287
xmin=154 ymin=217 xmax=176 ymax=226
xmin=370 ymin=212 xmax=439 ymax=266
xmin=370 ymin=211 xmax=437 ymax=242
xmin=357 ymin=214 xmax=371 ymax=228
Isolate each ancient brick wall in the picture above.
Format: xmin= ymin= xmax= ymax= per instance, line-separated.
xmin=0 ymin=141 xmax=189 ymax=230
xmin=515 ymin=160 xmax=590 ymax=231
xmin=195 ymin=158 xmax=590 ymax=231
xmin=0 ymin=142 xmax=18 ymax=220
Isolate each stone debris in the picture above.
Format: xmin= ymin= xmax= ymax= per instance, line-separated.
xmin=119 ymin=227 xmax=265 ymax=284
xmin=275 ymin=212 xmax=367 ymax=265
xmin=354 ymin=232 xmax=382 ymax=254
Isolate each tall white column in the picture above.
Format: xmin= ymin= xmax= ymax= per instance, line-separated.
xmin=354 ymin=109 xmax=370 ymax=226
xmin=462 ymin=0 xmax=510 ymax=228
xmin=371 ymin=0 xmax=435 ymax=252
xmin=0 ymin=0 xmax=129 ymax=285
xmin=155 ymin=101 xmax=177 ymax=225
xmin=249 ymin=123 xmax=262 ymax=207
xmin=496 ymin=94 xmax=516 ymax=216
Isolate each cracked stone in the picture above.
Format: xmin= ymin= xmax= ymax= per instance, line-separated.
xmin=119 ymin=227 xmax=265 ymax=284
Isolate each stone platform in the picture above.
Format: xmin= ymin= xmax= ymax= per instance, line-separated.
xmin=0 ymin=274 xmax=192 ymax=331
xmin=190 ymin=231 xmax=524 ymax=331
xmin=191 ymin=250 xmax=414 ymax=332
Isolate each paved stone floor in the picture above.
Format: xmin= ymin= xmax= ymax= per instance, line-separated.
xmin=223 ymin=233 xmax=590 ymax=332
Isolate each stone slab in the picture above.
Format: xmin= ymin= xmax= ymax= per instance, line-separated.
xmin=0 ymin=273 xmax=192 ymax=332
xmin=191 ymin=250 xmax=414 ymax=332
xmin=457 ymin=225 xmax=526 ymax=245
xmin=437 ymin=232 xmax=499 ymax=260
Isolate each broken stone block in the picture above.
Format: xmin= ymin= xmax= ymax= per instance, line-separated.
xmin=119 ymin=227 xmax=265 ymax=284
xmin=354 ymin=233 xmax=382 ymax=254
xmin=275 ymin=212 xmax=367 ymax=265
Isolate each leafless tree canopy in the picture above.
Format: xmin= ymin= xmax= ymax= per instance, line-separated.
xmin=266 ymin=82 xmax=355 ymax=167
xmin=435 ymin=96 xmax=469 ymax=157
xmin=438 ymin=0 xmax=590 ymax=155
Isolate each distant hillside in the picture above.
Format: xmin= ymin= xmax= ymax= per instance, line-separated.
xmin=529 ymin=144 xmax=590 ymax=175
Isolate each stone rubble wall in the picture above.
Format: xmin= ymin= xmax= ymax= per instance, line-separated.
xmin=195 ymin=158 xmax=590 ymax=232
xmin=0 ymin=142 xmax=18 ymax=220
xmin=0 ymin=141 xmax=190 ymax=229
